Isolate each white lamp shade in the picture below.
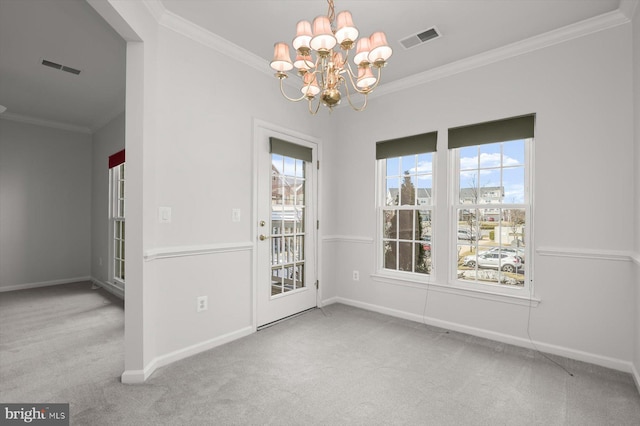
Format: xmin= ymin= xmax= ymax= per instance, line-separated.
xmin=294 ymin=54 xmax=314 ymax=70
xmin=368 ymin=31 xmax=393 ymax=63
xmin=357 ymin=66 xmax=376 ymax=89
xmin=353 ymin=37 xmax=371 ymax=65
xmin=292 ymin=20 xmax=312 ymax=52
xmin=270 ymin=42 xmax=293 ymax=72
xmin=335 ymin=11 xmax=358 ymax=45
xmin=310 ymin=16 xmax=337 ymax=51
xmin=301 ymin=73 xmax=320 ymax=96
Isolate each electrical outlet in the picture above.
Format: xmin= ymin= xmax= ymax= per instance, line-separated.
xmin=352 ymin=270 xmax=360 ymax=281
xmin=197 ymin=296 xmax=208 ymax=312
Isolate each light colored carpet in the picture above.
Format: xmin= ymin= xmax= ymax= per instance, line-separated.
xmin=1 ymin=282 xmax=639 ymax=425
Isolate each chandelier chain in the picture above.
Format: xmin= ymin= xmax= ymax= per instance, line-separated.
xmin=327 ymin=0 xmax=335 ymax=25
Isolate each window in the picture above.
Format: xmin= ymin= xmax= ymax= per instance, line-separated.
xmin=376 ymin=132 xmax=437 ymax=276
xmin=109 ymin=150 xmax=125 ymax=287
xmin=269 ymin=137 xmax=312 ymax=296
xmin=449 ymin=115 xmax=534 ymax=291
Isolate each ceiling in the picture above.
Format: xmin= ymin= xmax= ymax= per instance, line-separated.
xmin=0 ymin=0 xmax=626 ymax=133
xmin=0 ymin=0 xmax=126 ymax=133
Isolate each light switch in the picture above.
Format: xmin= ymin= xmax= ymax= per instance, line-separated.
xmin=232 ymin=208 xmax=241 ymax=223
xmin=159 ymin=207 xmax=172 ymax=223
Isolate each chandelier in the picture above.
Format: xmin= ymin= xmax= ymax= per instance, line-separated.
xmin=269 ymin=0 xmax=392 ymax=114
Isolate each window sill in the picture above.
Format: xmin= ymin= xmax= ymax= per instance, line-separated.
xmin=370 ymin=272 xmax=540 ymax=307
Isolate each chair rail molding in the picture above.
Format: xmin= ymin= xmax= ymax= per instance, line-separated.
xmin=536 ymin=247 xmax=634 ymax=262
xmin=144 ymin=241 xmax=254 ymax=261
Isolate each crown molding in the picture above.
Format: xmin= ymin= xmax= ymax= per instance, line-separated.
xmin=142 ymin=0 xmax=165 ymax=23
xmin=368 ymin=8 xmax=631 ymax=101
xmin=0 ymin=112 xmax=92 ymax=134
xmin=618 ymin=0 xmax=639 ymax=20
xmin=143 ymin=0 xmax=269 ymax=77
xmin=90 ymin=104 xmax=125 ymax=134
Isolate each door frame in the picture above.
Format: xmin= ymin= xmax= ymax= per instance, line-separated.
xmin=252 ymin=119 xmax=322 ymax=330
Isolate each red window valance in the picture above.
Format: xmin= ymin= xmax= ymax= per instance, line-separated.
xmin=108 ymin=149 xmax=125 ymax=168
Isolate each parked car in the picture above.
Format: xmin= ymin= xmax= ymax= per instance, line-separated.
xmin=422 ymin=236 xmax=431 ymax=251
xmin=463 ymin=252 xmax=523 ymax=273
xmin=480 ymin=247 xmax=525 ymax=263
xmin=457 ymin=229 xmax=477 ymax=241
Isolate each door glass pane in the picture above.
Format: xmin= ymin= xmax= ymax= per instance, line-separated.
xmin=295 ymin=208 xmax=305 ymax=233
xmin=271 ymin=153 xmax=307 ymax=296
xmin=295 ymin=178 xmax=305 ymax=205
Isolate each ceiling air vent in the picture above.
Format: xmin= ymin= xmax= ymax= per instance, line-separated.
xmin=42 ymin=59 xmax=62 ymax=70
xmin=41 ymin=59 xmax=81 ymax=75
xmin=61 ymin=66 xmax=81 ymax=75
xmin=400 ymin=27 xmax=441 ymax=50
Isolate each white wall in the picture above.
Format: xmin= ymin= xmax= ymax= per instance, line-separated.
xmin=91 ymin=112 xmax=125 ymax=291
xmin=326 ymin=23 xmax=636 ymax=371
xmin=147 ymin=26 xmax=323 ymax=359
xmin=0 ymin=119 xmax=92 ymax=290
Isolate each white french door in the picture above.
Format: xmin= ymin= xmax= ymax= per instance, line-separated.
xmin=256 ymin=130 xmax=318 ymax=327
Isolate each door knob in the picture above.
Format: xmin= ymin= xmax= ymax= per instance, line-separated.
xmin=259 ymin=234 xmax=269 ymax=241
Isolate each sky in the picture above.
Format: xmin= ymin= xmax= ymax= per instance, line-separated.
xmin=273 ymin=139 xmax=528 ymax=204
xmin=385 ymin=139 xmax=527 ymax=204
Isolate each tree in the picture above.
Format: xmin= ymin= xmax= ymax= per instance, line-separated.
xmin=385 ymin=172 xmax=426 ymax=272
xmin=507 ymin=208 xmax=525 ymax=247
xmin=461 ymin=174 xmax=480 ymax=252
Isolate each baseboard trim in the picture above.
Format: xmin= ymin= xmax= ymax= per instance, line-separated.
xmin=320 ymin=296 xmax=339 ymax=307
xmin=333 ymin=296 xmax=634 ymax=374
xmin=632 ymin=363 xmax=640 ymax=395
xmin=121 ymin=325 xmax=255 ymax=384
xmin=120 ymin=367 xmax=150 ymax=384
xmin=0 ymin=276 xmax=92 ymax=293
xmin=90 ymin=278 xmax=124 ymax=299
